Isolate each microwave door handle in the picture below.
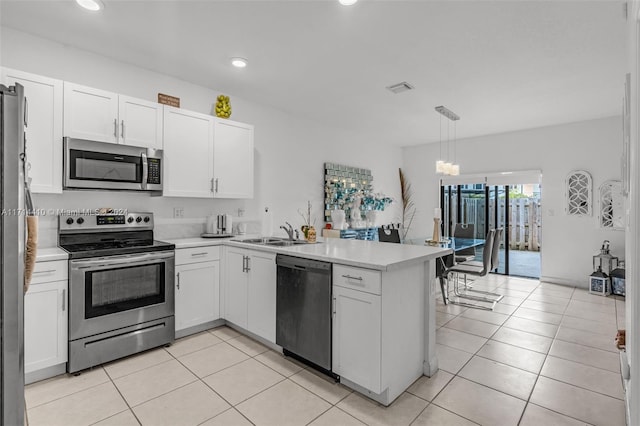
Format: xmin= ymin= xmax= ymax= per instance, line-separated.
xmin=141 ymin=152 xmax=148 ymax=190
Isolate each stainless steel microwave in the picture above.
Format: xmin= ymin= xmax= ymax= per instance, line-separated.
xmin=64 ymin=137 xmax=163 ymax=192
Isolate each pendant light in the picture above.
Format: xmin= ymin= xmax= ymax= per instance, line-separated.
xmin=435 ymin=106 xmax=461 ymax=176
xmin=435 ymin=114 xmax=446 ymax=173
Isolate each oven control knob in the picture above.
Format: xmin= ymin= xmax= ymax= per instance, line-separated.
xmin=66 ymin=217 xmax=74 ymax=225
xmin=76 ymin=217 xmax=84 ymax=225
xmin=143 ymin=216 xmax=150 ymax=223
xmin=127 ymin=217 xmax=134 ymax=223
xmin=136 ymin=216 xmax=142 ymax=223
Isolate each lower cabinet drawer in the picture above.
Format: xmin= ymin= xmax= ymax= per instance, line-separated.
xmin=333 ymin=264 xmax=381 ymax=295
xmin=176 ymin=246 xmax=220 ymax=265
xmin=30 ymin=260 xmax=68 ymax=285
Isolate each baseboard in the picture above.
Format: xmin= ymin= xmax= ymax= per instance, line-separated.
xmin=25 ymin=363 xmax=66 ymax=385
xmin=539 ymin=276 xmax=586 ymax=289
xmin=175 ymin=319 xmax=225 ymax=339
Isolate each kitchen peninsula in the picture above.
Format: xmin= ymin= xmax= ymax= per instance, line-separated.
xmin=170 ymin=236 xmax=452 ymax=406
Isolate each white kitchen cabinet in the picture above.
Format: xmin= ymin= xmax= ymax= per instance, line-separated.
xmin=333 ymin=280 xmax=382 ymax=393
xmin=63 ymin=82 xmax=119 ymax=143
xmin=224 ymin=247 xmax=276 ymax=342
xmin=212 ymin=118 xmax=254 ymax=199
xmin=1 ymin=68 xmax=63 ymax=194
xmin=246 ymin=251 xmax=277 ymax=342
xmin=118 ymin=95 xmax=163 ymax=148
xmin=174 ymin=246 xmax=220 ymax=335
xmin=24 ymin=260 xmax=68 ymax=383
xmin=64 ymin=82 xmax=162 ymax=147
xmin=162 ymin=106 xmax=214 ymax=197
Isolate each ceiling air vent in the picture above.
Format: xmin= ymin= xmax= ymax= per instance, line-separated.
xmin=386 ymin=81 xmax=414 ymax=94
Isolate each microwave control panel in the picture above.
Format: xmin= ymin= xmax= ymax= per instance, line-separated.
xmin=147 ymin=158 xmax=161 ymax=184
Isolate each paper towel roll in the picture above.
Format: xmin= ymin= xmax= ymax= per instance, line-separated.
xmin=262 ymin=207 xmax=273 ymax=236
xmin=206 ymin=215 xmax=216 ymax=234
xmin=225 ymin=214 xmax=233 ymax=234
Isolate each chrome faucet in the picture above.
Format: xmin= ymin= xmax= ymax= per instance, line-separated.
xmin=280 ymin=222 xmax=295 ymax=241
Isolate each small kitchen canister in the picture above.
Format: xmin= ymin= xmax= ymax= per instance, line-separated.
xmin=307 ymin=226 xmax=317 ymax=243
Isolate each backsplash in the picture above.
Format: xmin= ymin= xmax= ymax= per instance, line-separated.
xmin=35 ymin=215 xmax=262 ymax=248
xmin=32 ymin=191 xmax=258 ymax=248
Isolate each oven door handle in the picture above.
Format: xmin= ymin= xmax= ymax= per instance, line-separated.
xmin=71 ymin=251 xmax=174 ymax=270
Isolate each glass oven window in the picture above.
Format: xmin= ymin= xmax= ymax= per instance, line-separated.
xmin=85 ymin=263 xmax=165 ymax=318
xmin=70 ymin=149 xmax=142 ymax=183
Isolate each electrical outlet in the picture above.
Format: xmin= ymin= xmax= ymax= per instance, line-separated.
xmin=173 ymin=207 xmax=184 ymax=218
xmin=238 ymin=208 xmax=245 ymax=217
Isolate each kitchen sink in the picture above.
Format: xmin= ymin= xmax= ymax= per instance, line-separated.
xmin=234 ymin=237 xmax=285 ymax=244
xmin=265 ymin=240 xmax=310 ymax=246
xmin=231 ymin=237 xmax=314 ymax=246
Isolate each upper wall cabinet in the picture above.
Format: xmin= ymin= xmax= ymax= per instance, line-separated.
xmin=118 ymin=95 xmax=163 ymax=149
xmin=2 ymin=68 xmax=63 ymax=194
xmin=163 ymin=106 xmax=214 ymax=197
xmin=212 ymin=118 xmax=254 ymax=199
xmin=63 ymin=82 xmax=162 ymax=148
xmin=163 ymin=108 xmax=254 ymax=199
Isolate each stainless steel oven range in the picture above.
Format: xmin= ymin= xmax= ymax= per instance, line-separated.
xmin=59 ymin=212 xmax=175 ymax=373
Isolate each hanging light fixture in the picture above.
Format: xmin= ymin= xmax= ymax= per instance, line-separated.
xmin=435 ymin=114 xmax=446 ymax=173
xmin=435 ymin=105 xmax=460 ymax=176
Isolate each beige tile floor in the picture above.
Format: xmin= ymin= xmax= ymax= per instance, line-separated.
xmin=25 ymin=275 xmax=626 ymax=426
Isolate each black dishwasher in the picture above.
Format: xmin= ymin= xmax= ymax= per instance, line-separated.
xmin=276 ymin=254 xmax=334 ymax=376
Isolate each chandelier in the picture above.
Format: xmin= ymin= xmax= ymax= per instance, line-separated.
xmin=435 ymin=105 xmax=460 ymax=176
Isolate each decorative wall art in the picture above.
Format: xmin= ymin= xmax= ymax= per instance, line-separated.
xmin=599 ymin=180 xmax=624 ymax=230
xmin=566 ymin=170 xmax=592 ymax=216
xmin=324 ymin=163 xmax=373 ymax=222
xmin=622 ymin=73 xmax=631 ymax=196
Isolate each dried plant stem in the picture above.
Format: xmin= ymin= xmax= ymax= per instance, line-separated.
xmin=399 ymin=168 xmax=416 ymax=239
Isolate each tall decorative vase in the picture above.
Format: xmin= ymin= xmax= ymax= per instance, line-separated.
xmin=331 ymin=209 xmax=347 ymax=230
xmin=365 ymin=210 xmax=378 ymax=227
xmin=432 ymin=217 xmax=441 ymax=242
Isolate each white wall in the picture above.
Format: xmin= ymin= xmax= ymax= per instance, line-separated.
xmin=402 ymin=116 xmax=624 ymax=287
xmin=0 ymin=27 xmax=403 ymax=245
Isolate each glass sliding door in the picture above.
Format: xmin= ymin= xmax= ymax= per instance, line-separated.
xmin=441 ymin=173 xmax=541 ymax=278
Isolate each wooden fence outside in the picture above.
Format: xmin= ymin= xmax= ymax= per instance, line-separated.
xmin=451 ymin=197 xmax=541 ymax=252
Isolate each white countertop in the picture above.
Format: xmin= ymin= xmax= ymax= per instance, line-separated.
xmin=36 ymin=247 xmax=69 ymax=262
xmin=167 ymin=236 xmax=451 ymax=271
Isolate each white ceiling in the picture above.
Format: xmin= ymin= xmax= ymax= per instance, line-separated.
xmin=0 ymin=0 xmax=627 ymax=146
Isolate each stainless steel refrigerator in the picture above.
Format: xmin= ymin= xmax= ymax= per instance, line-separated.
xmin=0 ymin=82 xmax=26 ymax=425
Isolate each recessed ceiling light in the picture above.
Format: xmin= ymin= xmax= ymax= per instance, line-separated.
xmin=231 ymin=57 xmax=248 ymax=68
xmin=76 ymin=0 xmax=104 ymax=11
xmin=339 ymin=0 xmax=358 ymax=5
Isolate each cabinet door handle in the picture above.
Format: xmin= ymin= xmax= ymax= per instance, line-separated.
xmin=215 ymin=178 xmax=219 ymax=193
xmin=24 ymin=96 xmax=28 ymax=127
xmin=33 ymin=269 xmax=56 ymax=274
xmin=341 ymin=274 xmax=363 ymax=281
xmin=245 ymin=256 xmax=250 ymax=272
xmin=176 ymin=272 xmax=180 ymax=290
xmin=113 ymin=118 xmax=118 ymax=138
xmin=332 ymin=296 xmax=336 ymax=316
xmin=121 ymin=120 xmax=125 ymax=139
xmin=62 ymin=289 xmax=66 ymax=311
xmin=210 ymin=178 xmax=214 ymax=193
xmin=191 ymin=252 xmax=208 ymax=257
xmin=242 ymin=256 xmax=247 ymax=273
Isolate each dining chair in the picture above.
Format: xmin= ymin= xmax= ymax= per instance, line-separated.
xmin=377 ymin=227 xmax=401 ymax=243
xmin=456 ymin=227 xmax=505 ymax=302
xmin=444 ymin=229 xmax=499 ymax=310
xmin=453 ymin=223 xmax=476 ymax=263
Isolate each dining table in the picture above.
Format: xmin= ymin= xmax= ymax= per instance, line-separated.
xmin=405 ymin=237 xmax=487 ymax=304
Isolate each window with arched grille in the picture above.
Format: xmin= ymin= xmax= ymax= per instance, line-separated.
xmin=566 ymin=170 xmax=592 ymax=216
